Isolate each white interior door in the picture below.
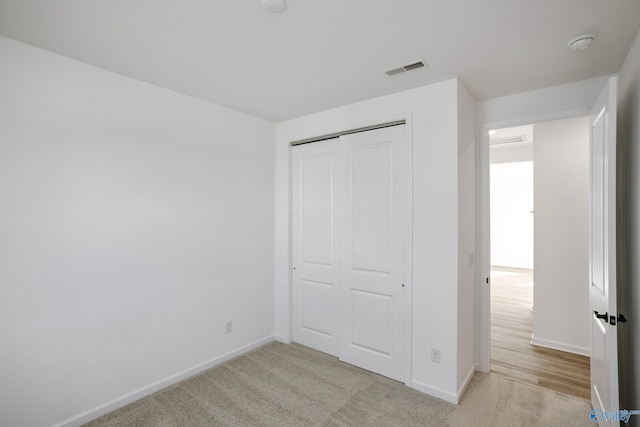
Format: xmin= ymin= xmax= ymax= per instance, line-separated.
xmin=589 ymin=76 xmax=619 ymax=423
xmin=490 ymin=161 xmax=534 ymax=269
xmin=338 ymin=125 xmax=407 ymax=382
xmin=292 ymin=138 xmax=340 ymax=356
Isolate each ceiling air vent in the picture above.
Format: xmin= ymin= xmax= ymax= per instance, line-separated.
xmin=384 ymin=60 xmax=427 ymax=77
xmin=489 ymin=136 xmax=527 ymax=146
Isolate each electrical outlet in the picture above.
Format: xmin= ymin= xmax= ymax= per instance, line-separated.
xmin=431 ymin=348 xmax=441 ymax=363
xmin=225 ymin=320 xmax=232 ymax=334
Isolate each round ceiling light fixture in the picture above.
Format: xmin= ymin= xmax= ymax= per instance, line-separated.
xmin=568 ymin=34 xmax=595 ymax=51
xmin=261 ymin=0 xmax=287 ymax=13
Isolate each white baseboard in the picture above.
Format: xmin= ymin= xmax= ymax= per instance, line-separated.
xmin=530 ymin=335 xmax=590 ymax=357
xmin=457 ymin=365 xmax=476 ymax=400
xmin=411 ymin=365 xmax=476 ymax=405
xmin=475 ymin=361 xmax=490 ymax=374
xmin=274 ymin=334 xmax=291 ymax=344
xmin=410 ymin=380 xmax=459 ymax=404
xmin=54 ymin=335 xmax=275 ymax=427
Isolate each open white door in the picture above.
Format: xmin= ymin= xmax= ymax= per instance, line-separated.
xmin=589 ymin=76 xmax=620 ymax=424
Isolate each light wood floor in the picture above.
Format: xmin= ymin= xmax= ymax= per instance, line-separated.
xmin=490 ymin=266 xmax=591 ymax=400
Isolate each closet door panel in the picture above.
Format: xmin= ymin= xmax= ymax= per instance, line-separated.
xmin=339 ymin=125 xmax=407 ymax=382
xmin=292 ymin=139 xmax=340 ymax=356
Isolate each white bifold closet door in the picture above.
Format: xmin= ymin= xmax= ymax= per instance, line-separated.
xmin=292 ymin=125 xmax=407 ymax=382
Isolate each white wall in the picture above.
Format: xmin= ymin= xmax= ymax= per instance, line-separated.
xmin=275 ymin=79 xmax=475 ymax=403
xmin=490 ymin=161 xmax=534 ymax=269
xmin=531 ymin=117 xmax=591 ymax=355
xmin=490 ymin=143 xmax=533 ymax=164
xmin=0 ymin=36 xmax=275 ymax=427
xmin=617 ymin=28 xmax=640 ymax=425
xmin=477 ymin=76 xmax=610 ymax=127
xmin=456 ymin=81 xmax=477 ymax=394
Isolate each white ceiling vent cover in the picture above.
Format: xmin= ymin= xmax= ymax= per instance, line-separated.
xmin=384 ymin=60 xmax=428 ymax=77
xmin=490 ymin=135 xmax=527 ymax=145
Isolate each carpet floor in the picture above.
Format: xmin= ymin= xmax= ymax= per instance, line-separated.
xmin=84 ymin=341 xmax=593 ymax=426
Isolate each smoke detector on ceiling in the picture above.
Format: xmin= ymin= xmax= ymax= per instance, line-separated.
xmin=568 ymin=34 xmax=595 ymax=51
xmin=261 ymin=0 xmax=286 ymax=13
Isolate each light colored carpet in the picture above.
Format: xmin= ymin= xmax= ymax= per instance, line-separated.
xmin=84 ymin=342 xmax=593 ymax=426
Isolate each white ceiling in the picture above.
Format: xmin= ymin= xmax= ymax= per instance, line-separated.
xmin=1 ymin=0 xmax=639 ymax=122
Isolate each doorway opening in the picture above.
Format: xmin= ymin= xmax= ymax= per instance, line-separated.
xmin=488 ymin=119 xmax=590 ymax=400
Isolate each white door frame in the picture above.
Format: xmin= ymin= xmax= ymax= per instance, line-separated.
xmin=288 ymin=113 xmax=414 ymax=385
xmin=476 ymin=110 xmax=592 ymax=373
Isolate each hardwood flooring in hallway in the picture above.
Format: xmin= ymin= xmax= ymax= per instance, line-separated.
xmin=490 ymin=266 xmax=591 ymax=400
